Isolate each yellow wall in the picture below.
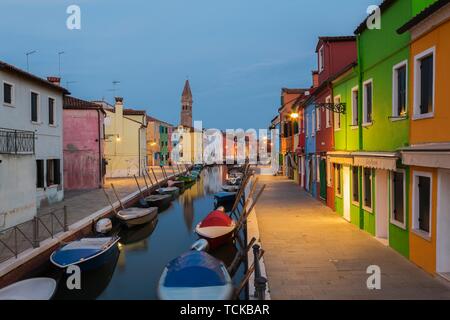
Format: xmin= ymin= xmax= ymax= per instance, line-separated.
xmin=409 ymin=166 xmax=438 ymax=274
xmin=410 ymin=19 xmax=450 ymax=144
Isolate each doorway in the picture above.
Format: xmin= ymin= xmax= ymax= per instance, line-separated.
xmin=343 ymin=165 xmax=351 ymax=222
xmin=375 ymin=169 xmax=389 ymax=242
xmin=320 ymin=158 xmax=327 ymax=201
xmin=437 ymin=169 xmax=450 ymax=277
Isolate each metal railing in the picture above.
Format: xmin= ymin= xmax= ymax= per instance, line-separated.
xmin=252 ymin=244 xmax=267 ymax=300
xmin=0 ymin=207 xmax=68 ymax=263
xmin=0 ymin=128 xmax=35 ymax=155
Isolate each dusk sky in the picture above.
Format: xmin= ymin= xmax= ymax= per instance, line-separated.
xmin=0 ymin=0 xmax=374 ymax=130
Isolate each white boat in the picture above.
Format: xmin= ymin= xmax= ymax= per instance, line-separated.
xmin=117 ymin=207 xmax=158 ymax=228
xmin=157 ymin=251 xmax=234 ymax=300
xmin=222 ymin=184 xmax=240 ymax=192
xmin=157 ymin=186 xmax=180 ymax=196
xmin=195 ymin=210 xmax=237 ymax=250
xmin=0 ymin=278 xmax=57 ymax=300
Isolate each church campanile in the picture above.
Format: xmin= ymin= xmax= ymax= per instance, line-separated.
xmin=181 ymin=80 xmax=193 ymax=128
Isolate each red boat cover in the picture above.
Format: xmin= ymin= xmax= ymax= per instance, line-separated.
xmin=199 ymin=211 xmax=232 ymax=228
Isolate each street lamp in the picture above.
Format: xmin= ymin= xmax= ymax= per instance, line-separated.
xmin=290 ymin=112 xmax=299 ymax=119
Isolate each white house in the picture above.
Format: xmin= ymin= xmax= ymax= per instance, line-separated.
xmin=0 ymin=61 xmax=68 ymax=230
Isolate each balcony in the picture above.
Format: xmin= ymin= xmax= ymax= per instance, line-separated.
xmin=0 ymin=128 xmax=35 ymax=155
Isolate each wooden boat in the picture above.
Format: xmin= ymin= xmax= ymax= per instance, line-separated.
xmin=50 ymin=237 xmax=120 ymax=271
xmin=116 ymin=207 xmax=158 ymax=228
xmin=144 ymin=194 xmax=172 ymax=208
xmin=157 ymin=251 xmax=233 ymax=300
xmin=0 ymin=278 xmax=57 ymax=300
xmin=214 ymin=191 xmax=237 ymax=206
xmin=195 ymin=210 xmax=236 ymax=250
xmin=157 ymin=186 xmax=180 ymax=197
xmin=168 ymin=180 xmax=184 ymax=188
xmin=222 ymin=184 xmax=240 ymax=192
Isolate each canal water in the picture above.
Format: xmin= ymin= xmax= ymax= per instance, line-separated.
xmin=48 ymin=165 xmax=246 ymax=300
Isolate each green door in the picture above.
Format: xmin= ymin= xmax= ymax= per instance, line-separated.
xmin=320 ymin=158 xmax=327 ymax=200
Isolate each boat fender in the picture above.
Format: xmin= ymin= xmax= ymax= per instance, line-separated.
xmin=191 ymin=239 xmax=209 ymax=252
xmin=95 ymin=218 xmax=113 ymax=234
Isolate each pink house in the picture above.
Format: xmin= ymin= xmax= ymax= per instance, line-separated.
xmin=63 ymin=96 xmax=106 ymax=190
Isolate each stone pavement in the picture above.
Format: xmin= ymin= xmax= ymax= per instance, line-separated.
xmin=0 ymin=167 xmax=180 ymax=264
xmin=255 ymin=175 xmax=450 ymax=300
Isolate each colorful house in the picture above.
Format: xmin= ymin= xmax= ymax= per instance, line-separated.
xmin=146 ymin=116 xmax=174 ymax=166
xmin=101 ymin=97 xmax=147 ymax=178
xmin=304 ymin=93 xmax=317 ymax=197
xmin=313 ymin=36 xmax=357 ymax=209
xmin=397 ymin=0 xmax=450 ymax=275
xmin=63 ymin=96 xmax=106 ymax=190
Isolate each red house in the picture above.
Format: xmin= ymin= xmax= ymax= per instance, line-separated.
xmin=313 ymin=36 xmax=357 ymax=209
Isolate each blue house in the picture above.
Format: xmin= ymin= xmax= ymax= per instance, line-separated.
xmin=304 ymin=98 xmax=317 ymax=197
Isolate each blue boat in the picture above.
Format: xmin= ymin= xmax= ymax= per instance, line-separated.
xmin=214 ymin=191 xmax=237 ymax=205
xmin=157 ymin=251 xmax=233 ymax=300
xmin=50 ymin=237 xmax=120 ymax=271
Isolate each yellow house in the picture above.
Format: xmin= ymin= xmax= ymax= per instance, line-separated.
xmin=101 ymin=97 xmax=147 ymax=178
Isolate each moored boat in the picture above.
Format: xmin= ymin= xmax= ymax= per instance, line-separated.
xmin=195 ymin=209 xmax=236 ymax=250
xmin=157 ymin=186 xmax=180 ymax=197
xmin=116 ymin=207 xmax=158 ymax=228
xmin=144 ymin=194 xmax=172 ymax=208
xmin=157 ymin=251 xmax=234 ymax=300
xmin=50 ymin=237 xmax=120 ymax=271
xmin=214 ymin=191 xmax=237 ymax=206
xmin=222 ymin=184 xmax=240 ymax=192
xmin=0 ymin=278 xmax=57 ymax=300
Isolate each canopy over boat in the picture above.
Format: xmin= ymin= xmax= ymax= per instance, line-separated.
xmin=0 ymin=278 xmax=57 ymax=300
xmin=199 ymin=211 xmax=233 ymax=228
xmin=50 ymin=237 xmax=119 ymax=268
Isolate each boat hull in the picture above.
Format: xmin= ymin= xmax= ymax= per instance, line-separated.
xmin=144 ymin=194 xmax=172 ymax=209
xmin=195 ymin=225 xmax=236 ymax=250
xmin=118 ymin=209 xmax=158 ymax=228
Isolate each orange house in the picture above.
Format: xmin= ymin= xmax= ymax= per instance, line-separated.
xmin=398 ymin=0 xmax=450 ymax=276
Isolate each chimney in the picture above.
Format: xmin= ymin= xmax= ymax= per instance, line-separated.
xmin=312 ymin=71 xmax=319 ymax=88
xmin=114 ymin=97 xmax=124 ymax=116
xmin=47 ymin=76 xmax=61 ymax=86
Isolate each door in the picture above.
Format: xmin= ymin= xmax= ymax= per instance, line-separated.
xmin=300 ymin=156 xmax=305 ymax=188
xmin=320 ymin=158 xmax=327 ymax=200
xmin=437 ymin=170 xmax=450 ymax=274
xmin=375 ymin=169 xmax=389 ymax=240
xmin=343 ymin=165 xmax=351 ymax=222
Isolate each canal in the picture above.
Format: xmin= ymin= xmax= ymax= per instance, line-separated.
xmin=48 ymin=165 xmax=246 ymax=300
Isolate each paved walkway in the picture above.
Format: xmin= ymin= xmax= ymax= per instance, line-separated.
xmin=255 ymin=175 xmax=450 ymax=300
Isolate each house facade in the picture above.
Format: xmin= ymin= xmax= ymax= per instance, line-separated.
xmin=103 ymin=97 xmax=147 ymax=178
xmin=0 ymin=62 xmax=68 ymax=229
xmin=398 ymin=0 xmax=450 ymax=275
xmin=63 ymin=96 xmax=106 ymax=190
xmin=146 ymin=116 xmax=174 ymax=166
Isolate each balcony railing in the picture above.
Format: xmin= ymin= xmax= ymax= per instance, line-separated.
xmin=0 ymin=128 xmax=35 ymax=155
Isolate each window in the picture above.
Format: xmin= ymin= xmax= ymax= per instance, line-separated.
xmin=351 ymin=87 xmax=359 ymax=126
xmin=318 ymin=46 xmax=324 ymax=73
xmin=316 ymin=107 xmax=321 ymax=131
xmin=293 ymin=121 xmax=299 ymax=135
xmin=36 ymin=160 xmax=44 ymax=188
xmin=334 ymin=96 xmax=341 ymax=130
xmin=412 ymin=172 xmax=432 ymax=236
xmin=391 ymin=170 xmax=406 ymax=228
xmin=335 ymin=164 xmax=342 ymax=196
xmin=311 ymin=111 xmax=315 ymax=137
xmin=363 ymin=80 xmax=373 ymax=125
xmin=46 ymin=159 xmax=61 ymax=186
xmin=31 ymin=91 xmax=40 ymax=123
xmin=48 ymin=97 xmax=55 ymax=125
xmin=3 ymin=82 xmax=14 ymax=105
xmin=325 ymin=96 xmax=332 ymax=128
xmin=301 ymin=110 xmax=305 ymax=133
xmin=392 ymin=61 xmax=408 ymax=118
xmin=352 ymin=166 xmax=359 ymax=204
xmin=363 ymin=168 xmax=373 ymax=211
xmin=414 ymin=48 xmax=435 ymax=119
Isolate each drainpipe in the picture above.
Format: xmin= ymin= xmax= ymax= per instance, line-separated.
xmin=96 ymin=109 xmax=102 ymax=188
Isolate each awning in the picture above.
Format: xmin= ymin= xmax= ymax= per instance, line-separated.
xmin=352 ymin=152 xmax=398 ymax=171
xmin=327 ymin=151 xmax=353 ymax=165
xmin=401 ymin=143 xmax=450 ymax=169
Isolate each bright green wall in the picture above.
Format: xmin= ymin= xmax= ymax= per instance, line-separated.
xmin=388 ymin=165 xmax=410 ymax=258
xmin=362 ymin=169 xmax=376 ymax=236
xmin=412 ymin=0 xmax=438 ymax=15
xmin=350 ymin=167 xmax=363 ymax=229
xmin=333 ymin=71 xmax=359 ymax=152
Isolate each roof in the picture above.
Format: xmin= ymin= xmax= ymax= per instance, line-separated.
xmin=147 ymin=115 xmax=174 ymax=127
xmin=182 ymin=80 xmax=192 ymax=100
xmin=281 ymin=88 xmax=307 ymax=95
xmin=0 ymin=60 xmax=70 ymax=94
xmin=64 ymin=96 xmax=106 ymax=114
xmin=354 ymin=0 xmax=396 ymax=34
xmin=123 ymin=109 xmax=146 ymax=116
xmin=315 ymin=36 xmax=356 ymax=52
xmin=397 ymin=0 xmax=450 ymax=34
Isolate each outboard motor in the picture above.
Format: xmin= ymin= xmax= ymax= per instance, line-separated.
xmin=95 ymin=218 xmax=113 ymax=234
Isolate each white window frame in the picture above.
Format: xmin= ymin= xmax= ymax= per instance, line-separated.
xmin=392 ymin=60 xmax=408 ymax=120
xmin=335 ymin=164 xmax=342 ymax=197
xmin=316 ymin=106 xmax=321 ymax=131
xmin=334 ymin=95 xmax=341 ymax=131
xmin=48 ymin=96 xmax=57 ymax=126
xmin=318 ymin=45 xmax=324 ymax=73
xmin=311 ymin=110 xmax=315 ymax=137
xmin=351 ymin=166 xmax=360 ymax=206
xmin=351 ymin=86 xmax=359 ymax=128
xmin=412 ymin=170 xmax=433 ymax=240
xmin=362 ymin=79 xmax=373 ymax=126
xmin=362 ymin=167 xmax=373 ymax=213
xmin=325 ymin=96 xmax=332 ymax=128
xmin=390 ymin=169 xmax=407 ymax=230
xmin=3 ymin=81 xmax=15 ymax=107
xmin=30 ymin=90 xmax=41 ymax=124
xmin=413 ymin=47 xmax=436 ymax=120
